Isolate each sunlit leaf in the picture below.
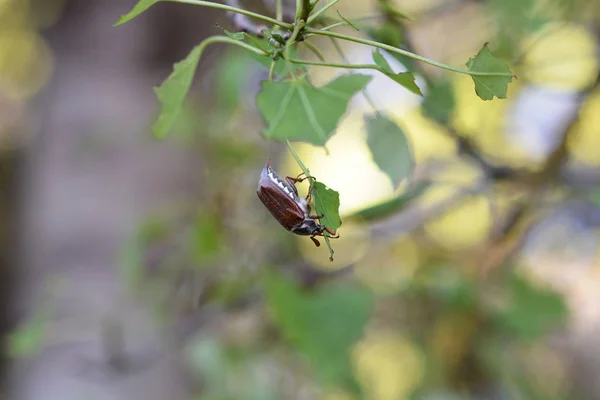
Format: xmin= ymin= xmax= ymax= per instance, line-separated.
xmin=349 ymin=181 xmax=430 ymax=221
xmin=466 ymin=44 xmax=513 ymax=100
xmin=312 ymin=181 xmax=342 ymax=231
xmin=264 ymin=271 xmax=373 ymax=387
xmin=495 ymin=275 xmax=567 ymax=340
xmin=422 ymin=80 xmax=454 ymax=125
xmin=312 ymin=181 xmax=340 ymax=261
xmin=372 ymin=50 xmax=422 ymax=95
xmin=115 ymin=0 xmax=159 ymax=26
xmin=365 ymin=114 xmax=413 ymax=188
xmin=256 ymin=75 xmax=372 ymax=145
xmin=152 ymin=45 xmax=203 ymax=138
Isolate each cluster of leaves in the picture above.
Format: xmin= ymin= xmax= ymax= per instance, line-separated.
xmin=116 ymin=0 xmax=514 ymax=260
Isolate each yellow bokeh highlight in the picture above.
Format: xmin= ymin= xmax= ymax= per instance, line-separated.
xmin=522 ymin=24 xmax=599 ymax=90
xmin=521 ymin=344 xmax=568 ymax=397
xmin=352 ymin=331 xmax=424 ymax=400
xmin=354 ymin=237 xmax=419 ymax=294
xmin=422 ymin=162 xmax=492 ymax=249
xmin=320 ymin=388 xmax=357 ymax=400
xmin=568 ymin=89 xmax=600 ymax=166
xmin=452 ymin=74 xmax=538 ymax=169
xmin=0 ymin=31 xmax=53 ymax=99
xmin=430 ymin=314 xmax=479 ymax=374
xmin=387 ymin=108 xmax=457 ymax=165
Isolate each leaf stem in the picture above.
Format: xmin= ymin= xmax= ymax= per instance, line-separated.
xmin=305 ymin=28 xmax=514 ymax=77
xmin=296 ymin=0 xmax=311 ymax=21
xmin=284 ymin=19 xmax=305 ymax=61
xmin=202 ymin=35 xmax=268 ymax=56
xmin=171 ymin=0 xmax=293 ymax=29
xmin=288 ymin=58 xmax=381 ymax=71
xmin=306 ymin=0 xmax=340 ymax=24
xmin=276 ymin=0 xmax=283 ymax=22
xmin=286 ymin=139 xmax=312 ymax=180
xmin=268 ymin=59 xmax=277 ymax=81
xmin=320 ymin=21 xmax=349 ymax=31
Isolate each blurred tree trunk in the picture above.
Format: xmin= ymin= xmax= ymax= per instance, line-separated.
xmin=0 ymin=149 xmax=20 ymax=393
xmin=7 ymin=0 xmax=219 ymax=399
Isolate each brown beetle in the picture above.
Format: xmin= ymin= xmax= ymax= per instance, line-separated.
xmin=256 ymin=160 xmax=338 ymax=247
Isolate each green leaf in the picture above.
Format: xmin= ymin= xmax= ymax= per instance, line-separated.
xmin=256 ymin=75 xmax=372 ymax=145
xmin=349 ymin=181 xmax=430 ymax=221
xmin=223 ymin=29 xmax=244 ymax=41
xmin=365 ymin=114 xmax=413 ymax=188
xmin=264 ymin=271 xmax=373 ymax=387
xmin=312 ymin=181 xmax=342 ymax=231
xmin=372 ymin=49 xmax=394 ymax=74
xmin=495 ymin=275 xmax=567 ymax=341
xmin=466 ymin=44 xmax=513 ymax=100
xmin=115 ymin=0 xmax=159 ymax=26
xmin=215 ymin=24 xmax=246 ymax=41
xmin=422 ymin=80 xmax=454 ymax=125
xmin=152 ymin=45 xmax=203 ymax=138
xmin=337 ymin=10 xmax=359 ymax=31
xmin=372 ymin=50 xmax=422 ymax=95
xmin=387 ymin=72 xmax=422 ymax=96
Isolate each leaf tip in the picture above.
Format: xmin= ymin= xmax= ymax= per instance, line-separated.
xmin=113 ymin=17 xmax=127 ymax=27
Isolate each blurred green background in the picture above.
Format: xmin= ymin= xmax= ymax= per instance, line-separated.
xmin=2 ymin=0 xmax=600 ymax=399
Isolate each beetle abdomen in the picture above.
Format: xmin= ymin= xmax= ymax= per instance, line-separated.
xmin=257 ymin=186 xmax=305 ymax=230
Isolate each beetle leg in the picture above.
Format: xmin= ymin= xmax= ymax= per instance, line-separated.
xmin=309 ymin=214 xmax=324 ymax=220
xmin=310 ymin=236 xmax=321 ymax=247
xmin=288 ymin=172 xmax=315 ymax=183
xmin=286 ymin=175 xmax=304 ymax=184
xmin=324 ymin=227 xmax=339 ymax=238
xmin=284 ymin=176 xmax=300 ymax=196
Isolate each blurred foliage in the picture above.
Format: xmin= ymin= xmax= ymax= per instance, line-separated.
xmin=120 ymin=0 xmax=599 ymax=394
xmin=265 ymin=271 xmax=373 ymax=390
xmin=10 ymin=0 xmax=600 ymax=399
xmin=365 ymin=114 xmax=413 ymax=189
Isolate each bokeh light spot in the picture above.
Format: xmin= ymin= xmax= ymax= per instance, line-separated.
xmin=354 ymin=237 xmax=419 ymax=294
xmin=522 ymin=23 xmax=599 ymax=90
xmin=352 ymin=331 xmax=424 ymax=400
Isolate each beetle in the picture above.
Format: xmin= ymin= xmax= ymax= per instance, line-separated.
xmin=256 ymin=160 xmax=338 ymax=247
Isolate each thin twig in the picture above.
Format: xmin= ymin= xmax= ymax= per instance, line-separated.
xmin=225 ymin=0 xmax=269 ymax=37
